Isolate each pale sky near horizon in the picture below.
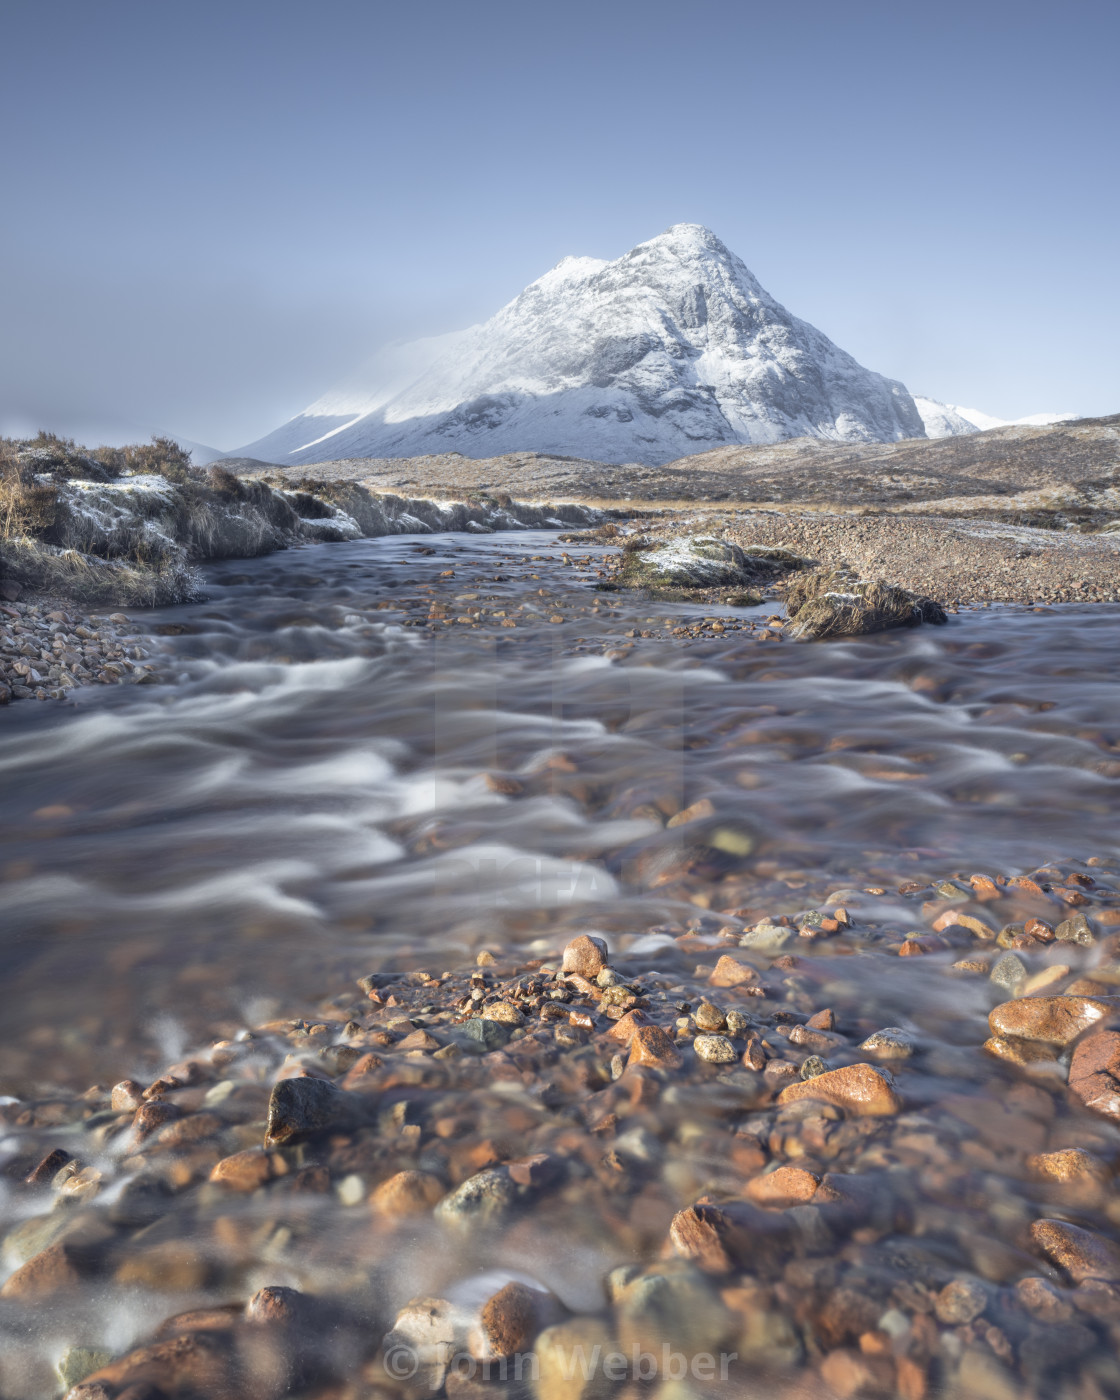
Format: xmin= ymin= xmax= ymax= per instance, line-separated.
xmin=1 ymin=0 xmax=1117 ymax=450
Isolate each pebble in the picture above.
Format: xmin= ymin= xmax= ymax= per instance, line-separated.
xmin=110 ymin=1079 xmax=145 ymax=1112
xmin=746 ymin=1165 xmax=820 ymax=1207
xmin=693 ymin=1033 xmax=737 ymax=1063
xmin=858 ymin=1027 xmax=915 ymax=1058
xmin=481 ymin=1000 xmax=524 ymax=1025
xmin=534 ymin=1318 xmax=616 ymax=1400
xmin=709 ymin=954 xmax=758 ymax=987
xmin=464 ymin=1017 xmax=511 ymax=1051
xmin=209 ymin=1148 xmax=277 ymax=1192
xmin=0 ymin=1241 xmax=84 ymax=1298
xmin=56 ymin=1347 xmax=113 ymax=1391
xmin=1016 ymin=1276 xmax=1074 ymax=1322
xmin=740 ymin=923 xmax=792 ymax=951
xmin=1056 ymin=912 xmax=1095 ymax=945
xmin=370 ymin=1170 xmax=445 ymax=1216
xmin=606 ymin=1008 xmax=650 ymax=1043
xmin=436 ymin=1168 xmax=517 ymax=1230
xmin=25 ymin=1146 xmax=72 ymax=1184
xmin=934 ymin=1278 xmax=988 ymax=1325
xmin=473 ymin=1279 xmax=558 ymax=1359
xmin=693 ymin=1000 xmax=726 ymax=1031
xmin=626 ymin=1024 xmax=683 ymax=1069
xmin=1026 ymin=1148 xmax=1108 ymax=1187
xmin=989 ymin=952 xmax=1028 ymax=989
xmin=263 ymin=1075 xmax=351 ymax=1146
xmin=561 ymin=934 xmax=609 ymax=978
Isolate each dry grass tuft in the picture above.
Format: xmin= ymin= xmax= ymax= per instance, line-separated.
xmin=784 ymin=569 xmax=946 ymax=639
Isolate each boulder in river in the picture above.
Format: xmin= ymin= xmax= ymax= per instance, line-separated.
xmin=617 ymin=535 xmax=804 ymax=595
xmin=784 ymin=568 xmax=946 ymax=640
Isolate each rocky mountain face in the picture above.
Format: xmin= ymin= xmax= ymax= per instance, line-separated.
xmin=236 ymin=225 xmax=939 ymax=467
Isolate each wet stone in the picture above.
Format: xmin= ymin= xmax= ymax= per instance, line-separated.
xmin=693 ymin=1000 xmax=726 ymax=1031
xmin=561 ymin=935 xmax=609 ymax=979
xmin=746 ymin=1165 xmax=821 ymax=1208
xmin=465 ymin=1017 xmax=511 ymax=1052
xmin=534 ymin=1318 xmax=616 ymax=1400
xmin=709 ymin=955 xmax=758 ymax=987
xmin=481 ymin=1000 xmax=524 ymax=1025
xmin=1016 ymin=1276 xmax=1074 ymax=1322
xmin=371 ymin=1169 xmax=445 ymax=1217
xmin=741 ymin=922 xmax=792 ymax=952
xmin=57 ymin=1347 xmax=114 ymax=1391
xmin=988 ymin=994 xmax=1120 ymax=1047
xmin=264 ymin=1074 xmax=351 ymax=1146
xmin=1027 ymin=1148 xmax=1108 ymax=1188
xmin=626 ymin=1024 xmax=682 ymax=1069
xmin=25 ymin=1146 xmax=72 ymax=1184
xmin=436 ymin=1168 xmax=517 ymax=1230
xmin=778 ymin=1062 xmax=902 ymax=1116
xmin=934 ymin=1277 xmax=988 ymax=1324
xmin=990 ymin=952 xmax=1028 ymax=990
xmin=1 ymin=1241 xmax=84 ymax=1298
xmin=694 ymin=1033 xmax=737 ymax=1063
xmin=1030 ymin=1218 xmax=1120 ymax=1282
xmin=859 ymin=1027 xmax=914 ymax=1058
xmin=209 ymin=1148 xmax=277 ymax=1192
xmin=1056 ymin=912 xmax=1094 ymax=945
xmin=474 ymin=1279 xmax=559 ymax=1359
xmin=1068 ymin=1027 xmax=1120 ymax=1122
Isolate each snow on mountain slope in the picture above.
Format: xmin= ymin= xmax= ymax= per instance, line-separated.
xmin=915 ymin=396 xmax=1072 ymax=438
xmin=236 ymin=225 xmax=930 ymax=468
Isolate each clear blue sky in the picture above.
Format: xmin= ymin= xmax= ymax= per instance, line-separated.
xmin=1 ymin=0 xmax=1116 ymax=449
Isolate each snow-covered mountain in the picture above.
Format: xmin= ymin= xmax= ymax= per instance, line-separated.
xmin=913 ymin=397 xmax=1071 ymax=439
xmin=236 ymin=225 xmax=933 ymax=468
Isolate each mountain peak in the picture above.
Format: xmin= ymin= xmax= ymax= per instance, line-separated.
xmin=642 ymin=222 xmax=729 ymax=255
xmin=236 ymin=227 xmax=932 ymax=467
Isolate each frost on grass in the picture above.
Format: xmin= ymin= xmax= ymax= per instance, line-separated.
xmin=0 ymin=435 xmax=599 ymax=608
xmin=615 ymin=534 xmax=806 ymax=600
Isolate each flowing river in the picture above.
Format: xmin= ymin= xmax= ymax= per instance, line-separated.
xmin=2 ymin=530 xmax=1120 ymax=1400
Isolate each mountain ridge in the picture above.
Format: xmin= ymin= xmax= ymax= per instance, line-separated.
xmin=237 ymin=224 xmax=938 ymax=467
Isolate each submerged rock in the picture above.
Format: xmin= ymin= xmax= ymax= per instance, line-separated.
xmin=436 ymin=1168 xmax=518 ymax=1230
xmin=988 ymin=994 xmax=1120 ymax=1047
xmin=1030 ymin=1219 xmax=1120 ymax=1282
xmin=1068 ymin=1027 xmax=1120 ymax=1121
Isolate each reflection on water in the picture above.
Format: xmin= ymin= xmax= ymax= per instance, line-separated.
xmin=2 ymin=531 xmax=1120 ymax=1399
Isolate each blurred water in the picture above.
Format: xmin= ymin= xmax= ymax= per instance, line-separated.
xmin=1 ymin=531 xmax=1118 ymax=1093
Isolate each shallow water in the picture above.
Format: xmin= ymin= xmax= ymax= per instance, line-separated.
xmin=3 ymin=530 xmax=1120 ymax=1398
